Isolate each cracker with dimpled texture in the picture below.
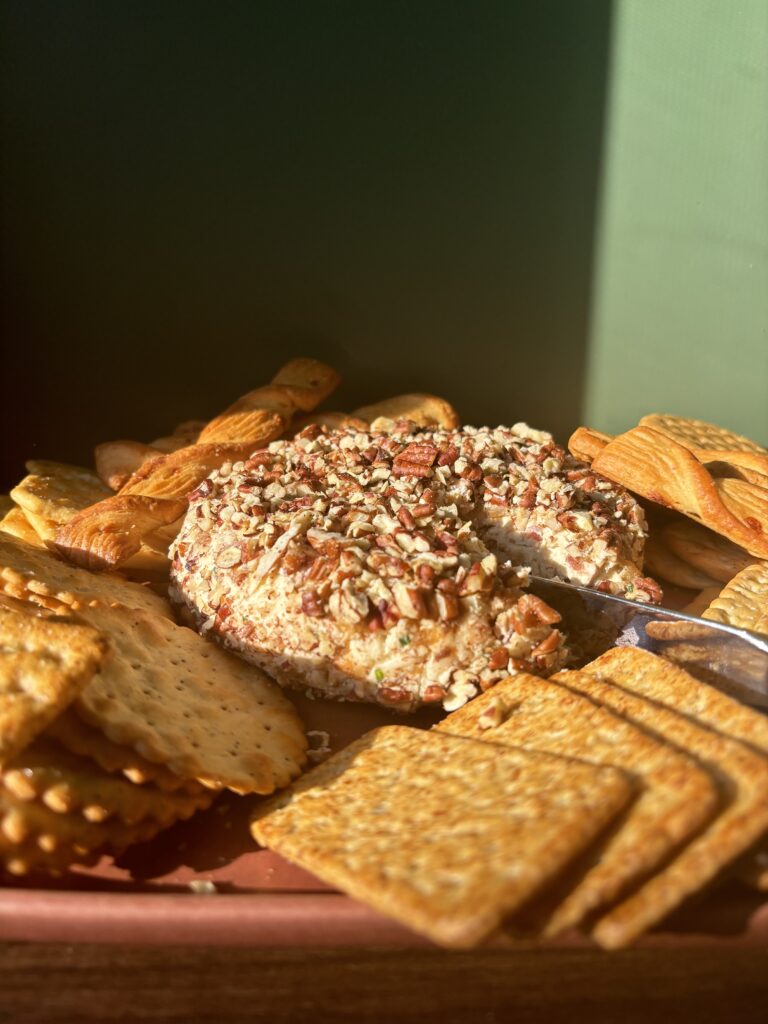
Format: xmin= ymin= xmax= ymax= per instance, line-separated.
xmin=0 ymin=784 xmax=164 ymax=856
xmin=1 ymin=737 xmax=213 ymax=825
xmin=0 ymin=834 xmax=103 ymax=878
xmin=70 ymin=600 xmax=307 ymax=794
xmin=0 ymin=532 xmax=172 ymax=619
xmin=584 ymin=646 xmax=768 ymax=894
xmin=702 ymin=562 xmax=768 ymax=636
xmin=558 ymin=665 xmax=768 ymax=949
xmin=638 ymin=415 xmax=767 ymax=455
xmin=252 ymin=725 xmax=633 ymax=949
xmin=46 ymin=708 xmax=199 ymax=793
xmin=437 ymin=673 xmax=719 ymax=937
xmin=0 ymin=605 xmax=108 ymax=766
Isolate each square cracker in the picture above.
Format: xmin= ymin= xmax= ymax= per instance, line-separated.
xmin=436 ymin=674 xmax=719 ymax=937
xmin=557 ymin=664 xmax=768 ymax=948
xmin=584 ymin=646 xmax=768 ymax=892
xmin=252 ymin=725 xmax=633 ymax=949
xmin=702 ymin=562 xmax=768 ymax=637
xmin=0 ymin=531 xmax=172 ymax=620
xmin=0 ymin=605 xmax=108 ymax=765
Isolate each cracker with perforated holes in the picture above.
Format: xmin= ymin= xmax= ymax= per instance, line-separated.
xmin=583 ymin=646 xmax=768 ymax=894
xmin=702 ymin=562 xmax=768 ymax=636
xmin=65 ymin=599 xmax=307 ymax=793
xmin=638 ymin=415 xmax=767 ymax=455
xmin=0 ymin=531 xmax=171 ymax=619
xmin=558 ymin=664 xmax=768 ymax=949
xmin=436 ymin=673 xmax=719 ymax=938
xmin=0 ymin=605 xmax=108 ymax=766
xmin=45 ymin=708 xmax=197 ymax=793
xmin=1 ymin=737 xmax=213 ymax=825
xmin=251 ymin=725 xmax=633 ymax=949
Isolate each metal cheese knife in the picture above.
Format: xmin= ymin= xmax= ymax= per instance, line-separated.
xmin=528 ymin=575 xmax=768 ymax=709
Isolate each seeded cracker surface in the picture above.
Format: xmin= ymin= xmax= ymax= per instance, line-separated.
xmin=171 ymin=422 xmax=653 ymax=711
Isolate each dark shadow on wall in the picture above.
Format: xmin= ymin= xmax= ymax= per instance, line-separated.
xmin=0 ymin=0 xmax=613 ymax=487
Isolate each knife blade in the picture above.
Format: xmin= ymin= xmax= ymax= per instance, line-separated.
xmin=527 ymin=575 xmax=768 ymax=709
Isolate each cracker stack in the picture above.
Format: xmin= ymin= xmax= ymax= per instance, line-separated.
xmin=253 ymin=650 xmax=768 ymax=950
xmin=0 ymin=532 xmax=308 ymax=878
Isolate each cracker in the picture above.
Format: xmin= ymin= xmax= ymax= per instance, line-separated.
xmin=54 ymin=493 xmax=187 ymax=571
xmin=352 ymin=394 xmax=461 ymax=430
xmin=0 ymin=834 xmax=102 ymax=877
xmin=702 ymin=562 xmax=768 ymax=636
xmin=661 ymin=520 xmax=758 ymax=585
xmin=591 ymin=426 xmax=768 ymax=558
xmin=638 ymin=414 xmax=767 ymax=455
xmin=682 ymin=587 xmax=723 ymax=618
xmin=10 ymin=461 xmax=111 ymax=541
xmin=0 ymin=784 xmax=163 ymax=856
xmin=584 ymin=647 xmax=768 ymax=753
xmin=1 ymin=737 xmax=213 ymax=825
xmin=0 ymin=605 xmax=108 ymax=766
xmin=437 ymin=674 xmax=718 ymax=937
xmin=150 ymin=420 xmax=207 ymax=453
xmin=643 ymin=533 xmax=720 ymax=590
xmin=584 ymin=645 xmax=768 ymax=896
xmin=252 ymin=725 xmax=633 ymax=948
xmin=0 ymin=531 xmax=172 ymax=619
xmin=45 ymin=708 xmax=197 ymax=792
xmin=270 ymin=358 xmax=342 ymax=413
xmin=94 ymin=440 xmax=158 ymax=490
xmin=0 ymin=506 xmax=44 ymax=547
xmin=558 ymin=664 xmax=768 ymax=948
xmin=68 ymin=600 xmax=307 ymax=794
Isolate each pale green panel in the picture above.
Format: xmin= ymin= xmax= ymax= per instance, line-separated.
xmin=585 ymin=0 xmax=768 ymax=443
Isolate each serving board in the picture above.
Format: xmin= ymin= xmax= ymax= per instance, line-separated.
xmin=1 ymin=690 xmax=767 ymax=947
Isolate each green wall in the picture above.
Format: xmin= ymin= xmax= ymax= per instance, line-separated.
xmin=585 ymin=0 xmax=768 ymax=442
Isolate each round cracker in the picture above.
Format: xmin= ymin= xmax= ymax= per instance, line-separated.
xmin=2 ymin=738 xmax=213 ymax=825
xmin=70 ymin=601 xmax=307 ymax=794
xmin=639 ymin=414 xmax=767 ymax=455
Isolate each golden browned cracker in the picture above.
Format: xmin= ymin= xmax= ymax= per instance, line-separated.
xmin=662 ymin=520 xmax=758 ymax=584
xmin=682 ymin=587 xmax=724 ymax=618
xmin=0 ymin=784 xmax=163 ymax=858
xmin=643 ymin=534 xmax=721 ymax=590
xmin=1 ymin=738 xmax=213 ymax=825
xmin=702 ymin=562 xmax=768 ymax=636
xmin=352 ymin=394 xmax=460 ymax=430
xmin=70 ymin=601 xmax=306 ymax=794
xmin=638 ymin=415 xmax=767 ymax=455
xmin=54 ymin=493 xmax=187 ymax=571
xmin=252 ymin=725 xmax=633 ymax=949
xmin=557 ymin=666 xmax=768 ymax=948
xmin=290 ymin=412 xmax=369 ymax=435
xmin=584 ymin=647 xmax=768 ymax=753
xmin=591 ymin=427 xmax=768 ymax=558
xmin=0 ymin=605 xmax=108 ymax=766
xmin=567 ymin=427 xmax=612 ymax=463
xmin=150 ymin=420 xmax=207 ymax=453
xmin=94 ymin=440 xmax=158 ymax=490
xmin=10 ymin=461 xmax=111 ymax=542
xmin=437 ymin=673 xmax=719 ymax=937
xmin=46 ymin=709 xmax=199 ymax=793
xmin=0 ymin=506 xmax=45 ymax=548
xmin=0 ymin=531 xmax=172 ymax=619
xmin=270 ymin=358 xmax=342 ymax=413
xmin=0 ymin=833 xmax=103 ymax=877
